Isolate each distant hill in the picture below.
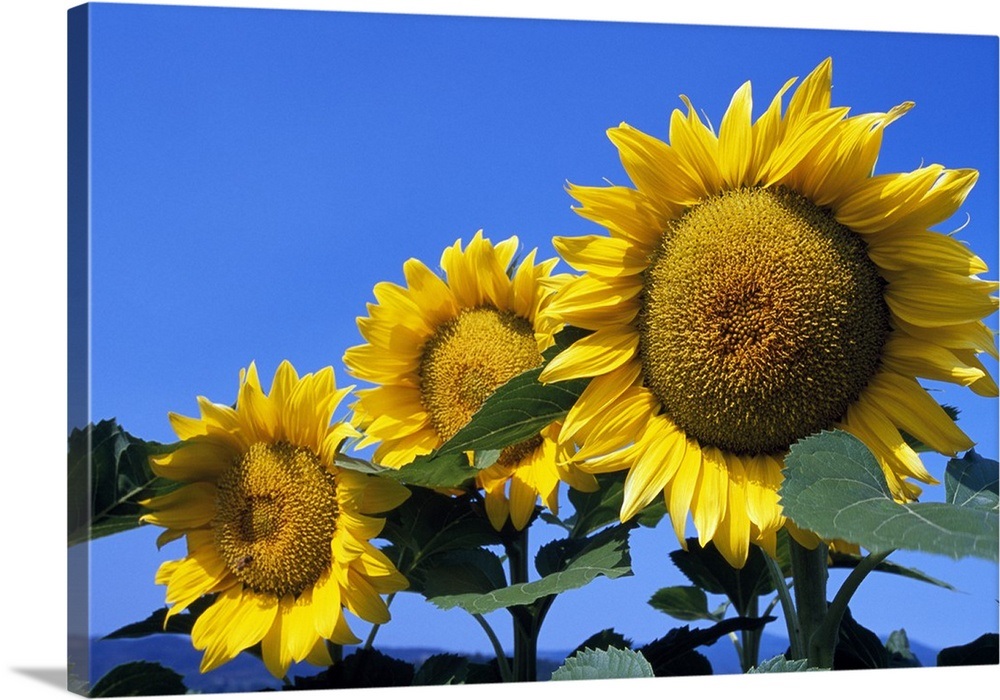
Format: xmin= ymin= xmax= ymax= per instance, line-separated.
xmin=81 ymin=631 xmax=942 ymax=693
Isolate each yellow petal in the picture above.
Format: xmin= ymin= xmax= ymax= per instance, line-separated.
xmin=691 ymin=445 xmax=728 ymax=545
xmin=140 ymin=482 xmax=217 ymax=530
xmin=539 ymin=326 xmax=639 ymax=383
xmin=621 ymin=423 xmax=685 ymax=522
xmin=865 ymin=372 xmax=973 ymax=456
xmin=559 ymin=359 xmax=641 ymax=445
xmin=718 ymin=81 xmax=753 ymax=188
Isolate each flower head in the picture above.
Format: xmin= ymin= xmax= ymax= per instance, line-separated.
xmin=141 ymin=361 xmax=409 ymax=678
xmin=344 ymin=231 xmax=598 ymax=530
xmin=543 ymin=59 xmax=998 ymax=567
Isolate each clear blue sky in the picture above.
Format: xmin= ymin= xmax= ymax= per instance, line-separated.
xmin=81 ymin=1 xmax=998 ymax=662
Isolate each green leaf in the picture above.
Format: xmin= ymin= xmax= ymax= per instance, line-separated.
xmin=420 ymin=548 xmax=508 ymax=599
xmin=885 ymin=629 xmax=922 ymax=668
xmin=428 ymin=524 xmax=634 ymax=614
xmin=748 ymin=655 xmax=821 ymax=673
xmin=648 ymin=586 xmax=726 ymax=622
xmin=828 ymin=552 xmax=955 ymax=590
xmin=379 ymin=451 xmax=479 ymax=489
xmin=569 ymin=628 xmax=634 ymax=658
xmin=834 ymin=607 xmax=889 ymax=670
xmin=434 ymin=367 xmax=587 ymax=456
xmin=668 ymin=540 xmax=774 ymax=617
xmin=286 ymin=649 xmax=414 ymax=689
xmin=333 ymin=453 xmax=390 ymax=475
xmin=433 ymin=326 xmax=592 ymax=457
xmin=378 ymin=487 xmax=503 ymax=589
xmin=89 ymin=661 xmax=186 ymax=696
xmin=550 ymin=647 xmax=654 ymax=681
xmin=413 ymin=654 xmax=470 ymax=685
xmin=638 ymin=617 xmax=772 ymax=677
xmin=937 ymin=633 xmax=999 ymax=666
xmin=103 ymin=597 xmax=214 ymax=639
xmin=781 ymin=430 xmax=999 ymax=561
xmin=67 ymin=419 xmax=181 ymax=547
xmin=564 ymin=473 xmax=627 ymax=537
xmin=945 ymin=449 xmax=998 ymax=511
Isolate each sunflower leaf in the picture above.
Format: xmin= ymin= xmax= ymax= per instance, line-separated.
xmin=379 ymin=451 xmax=478 ymax=489
xmin=379 ymin=487 xmax=503 ymax=588
xmin=647 ymin=586 xmax=727 ymax=622
xmin=434 ymin=367 xmax=588 ymax=457
xmin=89 ymin=661 xmax=187 ymax=696
xmin=427 ymin=524 xmax=633 ymax=614
xmin=68 ymin=419 xmax=181 ymax=547
xmin=637 ymin=618 xmax=771 ymax=676
xmin=418 ymin=548 xmax=508 ymax=598
xmin=781 ymin=430 xmax=999 ymax=561
xmin=748 ymin=655 xmax=821 ymax=673
xmin=668 ymin=540 xmax=774 ymax=616
xmin=945 ymin=449 xmax=999 ymax=512
xmin=550 ymin=647 xmax=654 ymax=681
xmin=937 ymin=633 xmax=999 ymax=666
xmin=413 ymin=654 xmax=470 ymax=685
xmin=828 ymin=552 xmax=955 ymax=590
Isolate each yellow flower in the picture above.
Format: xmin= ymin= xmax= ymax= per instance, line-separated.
xmin=344 ymin=231 xmax=598 ymax=530
xmin=141 ymin=361 xmax=409 ymax=678
xmin=542 ymin=58 xmax=998 ymax=567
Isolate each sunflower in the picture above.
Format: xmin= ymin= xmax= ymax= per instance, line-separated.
xmin=343 ymin=231 xmax=598 ymax=530
xmin=140 ymin=361 xmax=410 ymax=678
xmin=541 ymin=58 xmax=998 ymax=568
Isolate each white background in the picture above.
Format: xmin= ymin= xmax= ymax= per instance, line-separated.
xmin=1 ymin=1 xmax=997 ymax=699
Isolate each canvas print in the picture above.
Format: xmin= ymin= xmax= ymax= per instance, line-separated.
xmin=67 ymin=2 xmax=999 ymax=696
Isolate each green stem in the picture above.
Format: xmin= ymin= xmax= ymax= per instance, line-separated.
xmin=739 ymin=595 xmax=761 ymax=672
xmin=789 ymin=539 xmax=829 ymax=667
xmin=506 ymin=525 xmax=537 ymax=682
xmin=764 ymin=553 xmax=803 ymax=660
xmin=810 ymin=549 xmax=893 ymax=669
xmin=473 ymin=613 xmax=513 ymax=682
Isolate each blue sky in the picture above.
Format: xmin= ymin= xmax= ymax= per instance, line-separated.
xmin=79 ymin=1 xmax=998 ymax=665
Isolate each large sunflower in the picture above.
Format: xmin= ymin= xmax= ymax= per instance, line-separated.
xmin=140 ymin=361 xmax=410 ymax=678
xmin=344 ymin=231 xmax=597 ymax=530
xmin=541 ymin=58 xmax=998 ymax=567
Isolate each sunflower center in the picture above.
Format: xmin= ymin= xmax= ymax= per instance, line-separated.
xmin=639 ymin=186 xmax=890 ymax=455
xmin=419 ymin=306 xmax=543 ymax=442
xmin=214 ymin=442 xmax=338 ymax=597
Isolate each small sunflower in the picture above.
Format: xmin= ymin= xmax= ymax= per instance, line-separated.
xmin=344 ymin=231 xmax=598 ymax=530
xmin=542 ymin=58 xmax=998 ymax=567
xmin=141 ymin=361 xmax=409 ymax=678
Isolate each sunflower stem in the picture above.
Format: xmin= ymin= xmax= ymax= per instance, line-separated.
xmin=764 ymin=552 xmax=802 ymax=661
xmin=506 ymin=525 xmax=537 ymax=682
xmin=472 ymin=613 xmax=513 ymax=682
xmin=738 ymin=594 xmax=761 ymax=672
xmin=811 ymin=549 xmax=894 ymax=669
xmin=788 ymin=538 xmax=829 ymax=668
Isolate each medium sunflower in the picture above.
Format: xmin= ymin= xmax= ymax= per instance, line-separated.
xmin=140 ymin=361 xmax=410 ymax=678
xmin=541 ymin=58 xmax=998 ymax=567
xmin=343 ymin=231 xmax=598 ymax=530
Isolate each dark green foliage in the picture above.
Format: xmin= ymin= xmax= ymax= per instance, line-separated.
xmin=669 ymin=539 xmax=774 ymax=616
xmin=285 ymin=649 xmax=414 ymax=689
xmin=833 ymin=607 xmax=889 ymax=670
xmin=937 ymin=633 xmax=999 ymax=667
xmin=89 ymin=661 xmax=186 ymax=696
xmin=413 ymin=654 xmax=471 ymax=685
xmin=569 ymin=628 xmax=634 ymax=658
xmin=67 ymin=419 xmax=180 ymax=546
